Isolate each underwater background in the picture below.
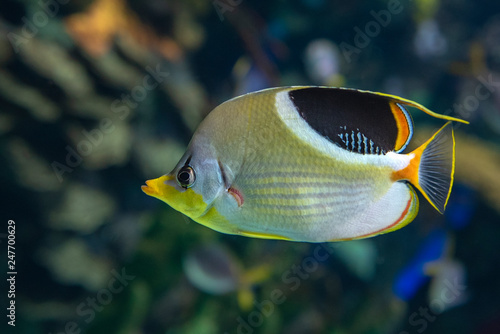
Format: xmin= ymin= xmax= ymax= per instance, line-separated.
xmin=0 ymin=0 xmax=500 ymax=333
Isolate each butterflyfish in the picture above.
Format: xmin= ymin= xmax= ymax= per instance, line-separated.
xmin=142 ymin=87 xmax=468 ymax=242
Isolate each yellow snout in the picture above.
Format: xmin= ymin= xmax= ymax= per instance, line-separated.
xmin=141 ymin=175 xmax=172 ymax=198
xmin=142 ymin=174 xmax=208 ymax=219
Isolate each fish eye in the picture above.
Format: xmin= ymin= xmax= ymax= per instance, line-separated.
xmin=177 ymin=165 xmax=196 ymax=189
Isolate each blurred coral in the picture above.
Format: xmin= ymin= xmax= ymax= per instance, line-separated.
xmin=64 ymin=0 xmax=183 ymax=60
xmin=38 ymin=238 xmax=113 ymax=290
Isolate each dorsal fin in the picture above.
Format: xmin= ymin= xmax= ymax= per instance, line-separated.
xmin=288 ymin=87 xmax=414 ymax=154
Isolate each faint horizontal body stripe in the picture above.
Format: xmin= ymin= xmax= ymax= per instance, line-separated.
xmin=242 ymin=174 xmax=377 ymax=184
xmin=243 ymin=186 xmax=371 ymax=217
xmin=248 ymin=197 xmax=368 ymax=216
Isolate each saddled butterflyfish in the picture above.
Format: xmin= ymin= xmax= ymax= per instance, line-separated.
xmin=142 ymin=87 xmax=468 ymax=242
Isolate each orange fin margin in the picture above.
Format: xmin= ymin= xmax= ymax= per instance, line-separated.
xmin=389 ymin=102 xmax=413 ymax=152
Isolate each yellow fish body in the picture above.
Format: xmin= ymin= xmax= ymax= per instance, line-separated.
xmin=142 ymin=87 xmax=468 ymax=242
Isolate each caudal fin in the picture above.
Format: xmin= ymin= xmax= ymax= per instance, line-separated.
xmin=393 ymin=122 xmax=455 ymax=213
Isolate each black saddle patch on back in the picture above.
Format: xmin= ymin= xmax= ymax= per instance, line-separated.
xmin=289 ymin=87 xmax=399 ymax=154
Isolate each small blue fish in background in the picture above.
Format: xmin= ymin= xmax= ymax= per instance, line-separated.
xmin=183 ymin=244 xmax=271 ymax=311
xmin=393 ymin=229 xmax=468 ymax=313
xmin=393 ymin=229 xmax=450 ymax=302
xmin=392 ymin=184 xmax=476 ymax=313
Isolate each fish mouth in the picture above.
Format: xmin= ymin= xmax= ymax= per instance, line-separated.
xmin=141 ymin=179 xmax=158 ymax=196
xmin=141 ymin=179 xmax=163 ymax=197
xmin=141 ymin=175 xmax=173 ymax=197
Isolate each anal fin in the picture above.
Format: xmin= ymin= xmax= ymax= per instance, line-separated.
xmin=332 ymin=182 xmax=419 ymax=241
